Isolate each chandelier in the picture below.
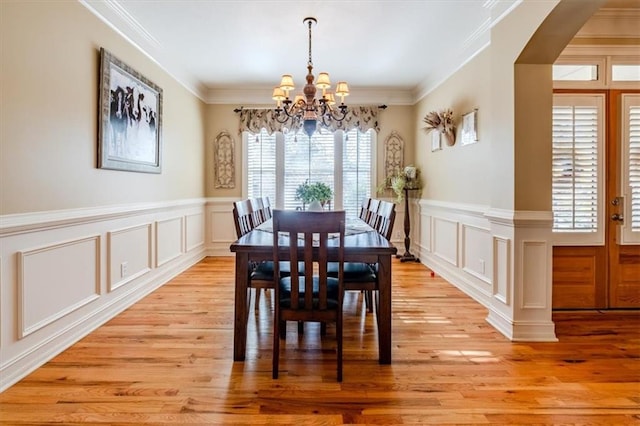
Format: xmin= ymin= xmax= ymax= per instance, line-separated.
xmin=271 ymin=17 xmax=349 ymax=137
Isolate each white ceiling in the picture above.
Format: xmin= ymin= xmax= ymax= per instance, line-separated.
xmin=82 ymin=0 xmax=525 ymax=105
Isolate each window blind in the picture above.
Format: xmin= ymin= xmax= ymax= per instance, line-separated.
xmin=283 ymin=131 xmax=335 ymax=211
xmin=628 ymin=105 xmax=640 ymax=231
xmin=245 ymin=128 xmax=373 ymax=217
xmin=621 ymin=95 xmax=640 ymax=244
xmin=343 ymin=129 xmax=372 ymax=218
xmin=552 ymin=94 xmax=604 ymax=245
xmin=246 ymin=129 xmax=276 ymax=203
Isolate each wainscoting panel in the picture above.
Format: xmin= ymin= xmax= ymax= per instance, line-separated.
xmin=185 ymin=213 xmax=204 ymax=252
xmin=18 ymin=236 xmax=100 ymax=338
xmin=521 ymin=241 xmax=548 ymax=309
xmin=207 ymin=198 xmax=237 ymax=256
xmin=0 ymin=199 xmax=206 ymax=391
xmin=156 ymin=217 xmax=184 ymax=267
xmin=108 ymin=224 xmax=152 ymax=292
xmin=461 ymin=224 xmax=492 ymax=283
xmin=432 ymin=217 xmax=459 ymax=267
xmin=493 ymin=236 xmax=511 ymax=305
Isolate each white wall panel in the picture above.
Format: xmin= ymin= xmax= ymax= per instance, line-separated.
xmin=185 ymin=213 xmax=204 ymax=251
xmin=18 ymin=236 xmax=100 ymax=338
xmin=493 ymin=236 xmax=510 ymax=305
xmin=108 ymin=224 xmax=152 ymax=291
xmin=521 ymin=241 xmax=548 ymax=309
xmin=156 ymin=217 xmax=184 ymax=267
xmin=432 ymin=217 xmax=459 ymax=266
xmin=461 ymin=224 xmax=492 ymax=283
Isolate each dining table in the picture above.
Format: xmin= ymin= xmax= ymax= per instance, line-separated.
xmin=229 ymin=217 xmax=398 ymax=364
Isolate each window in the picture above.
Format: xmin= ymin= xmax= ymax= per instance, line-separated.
xmin=620 ymin=94 xmax=640 ymax=244
xmin=552 ymin=64 xmax=598 ymax=81
xmin=245 ymin=128 xmax=374 ymax=217
xmin=612 ymin=65 xmax=640 ymax=82
xmin=552 ymin=94 xmax=605 ymax=245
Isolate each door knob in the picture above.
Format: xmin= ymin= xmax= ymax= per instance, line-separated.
xmin=611 ymin=213 xmax=624 ymax=222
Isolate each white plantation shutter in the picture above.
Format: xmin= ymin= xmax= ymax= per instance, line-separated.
xmin=620 ymin=95 xmax=640 ymax=244
xmin=245 ymin=128 xmax=373 ymax=217
xmin=552 ymin=94 xmax=605 ymax=245
xmin=283 ymin=131 xmax=335 ymax=211
xmin=342 ymin=129 xmax=372 ymax=218
xmin=246 ymin=129 xmax=276 ymax=203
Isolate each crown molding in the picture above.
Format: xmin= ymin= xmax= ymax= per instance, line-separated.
xmin=205 ymin=86 xmax=416 ymax=106
xmin=79 ymin=0 xmax=209 ymax=101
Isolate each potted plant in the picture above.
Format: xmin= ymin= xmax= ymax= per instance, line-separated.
xmin=377 ymin=165 xmax=422 ymax=203
xmin=295 ymin=180 xmax=333 ymax=209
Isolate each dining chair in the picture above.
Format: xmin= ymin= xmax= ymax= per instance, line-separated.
xmin=261 ymin=196 xmax=273 ymax=220
xmin=249 ymin=197 xmax=266 ymax=227
xmin=329 ymin=200 xmax=396 ymax=313
xmin=233 ymin=199 xmax=273 ymax=311
xmin=375 ymin=200 xmax=396 ymax=241
xmin=366 ymin=198 xmax=381 ymax=227
xmin=271 ymin=209 xmax=346 ymax=382
xmin=358 ymin=197 xmax=371 ymax=221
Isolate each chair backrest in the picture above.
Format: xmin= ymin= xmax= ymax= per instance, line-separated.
xmin=358 ymin=197 xmax=371 ymax=221
xmin=262 ymin=196 xmax=273 ymax=219
xmin=375 ymin=200 xmax=396 ymax=241
xmin=249 ymin=197 xmax=266 ymax=227
xmin=272 ymin=210 xmax=345 ymax=313
xmin=366 ymin=198 xmax=381 ymax=226
xmin=233 ymin=199 xmax=254 ymax=238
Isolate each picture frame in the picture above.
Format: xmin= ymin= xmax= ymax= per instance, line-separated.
xmin=431 ymin=130 xmax=442 ymax=152
xmin=461 ymin=109 xmax=478 ymax=146
xmin=98 ymin=48 xmax=163 ymax=173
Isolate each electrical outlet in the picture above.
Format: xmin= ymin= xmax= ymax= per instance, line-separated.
xmin=479 ymin=259 xmax=485 ymax=274
xmin=395 ymin=231 xmax=402 ymax=239
xmin=120 ymin=261 xmax=128 ymax=278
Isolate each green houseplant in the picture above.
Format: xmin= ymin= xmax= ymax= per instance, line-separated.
xmin=377 ymin=165 xmax=422 ymax=203
xmin=295 ymin=180 xmax=333 ymax=208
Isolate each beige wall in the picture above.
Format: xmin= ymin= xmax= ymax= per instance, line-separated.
xmin=205 ymin=104 xmax=415 ymax=198
xmin=0 ymin=1 xmax=206 ymax=215
xmin=413 ymin=49 xmax=493 ymax=206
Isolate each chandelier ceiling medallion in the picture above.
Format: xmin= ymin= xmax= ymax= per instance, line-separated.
xmin=272 ymin=17 xmax=350 ymax=137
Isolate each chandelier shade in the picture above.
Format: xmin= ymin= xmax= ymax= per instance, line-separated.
xmin=273 ymin=17 xmax=350 ymax=137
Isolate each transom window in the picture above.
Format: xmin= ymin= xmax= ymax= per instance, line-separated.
xmin=245 ymin=128 xmax=374 ymax=218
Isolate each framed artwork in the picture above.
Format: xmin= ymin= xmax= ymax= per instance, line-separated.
xmin=214 ymin=130 xmax=235 ymax=188
xmin=98 ymin=48 xmax=163 ymax=173
xmin=461 ymin=109 xmax=478 ymax=146
xmin=431 ymin=130 xmax=442 ymax=152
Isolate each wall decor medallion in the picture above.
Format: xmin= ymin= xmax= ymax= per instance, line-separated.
xmin=383 ymin=131 xmax=404 ymax=187
xmin=98 ymin=48 xmax=163 ymax=173
xmin=214 ymin=130 xmax=235 ymax=188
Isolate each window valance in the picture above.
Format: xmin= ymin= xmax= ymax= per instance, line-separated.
xmin=238 ymin=105 xmax=382 ymax=135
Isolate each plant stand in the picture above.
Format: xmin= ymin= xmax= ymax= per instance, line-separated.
xmin=396 ymin=188 xmax=420 ymax=263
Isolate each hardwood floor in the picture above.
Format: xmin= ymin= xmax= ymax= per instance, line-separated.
xmin=1 ymin=257 xmax=638 ymax=425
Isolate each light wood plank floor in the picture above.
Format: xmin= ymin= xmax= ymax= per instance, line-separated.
xmin=1 ymin=257 xmax=638 ymax=425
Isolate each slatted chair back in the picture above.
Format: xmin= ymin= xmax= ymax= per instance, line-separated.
xmin=262 ymin=196 xmax=273 ymax=220
xmin=375 ymin=200 xmax=396 ymax=241
xmin=249 ymin=197 xmax=266 ymax=227
xmin=233 ymin=199 xmax=254 ymax=238
xmin=366 ymin=198 xmax=381 ymax=227
xmin=272 ymin=209 xmax=346 ymax=381
xmin=358 ymin=197 xmax=371 ymax=221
